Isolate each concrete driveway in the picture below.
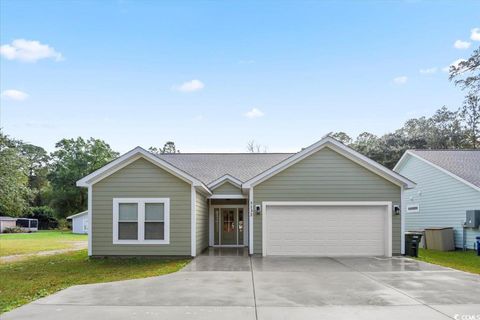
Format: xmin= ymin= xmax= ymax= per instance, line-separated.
xmin=4 ymin=248 xmax=480 ymax=319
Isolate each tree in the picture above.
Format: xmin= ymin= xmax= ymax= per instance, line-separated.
xmin=149 ymin=141 xmax=179 ymax=154
xmin=461 ymin=92 xmax=480 ymax=148
xmin=48 ymin=137 xmax=119 ymax=218
xmin=17 ymin=143 xmax=50 ymax=206
xmin=246 ymin=140 xmax=267 ymax=153
xmin=329 ymin=132 xmax=352 ymax=145
xmin=449 ymin=46 xmax=480 ymax=93
xmin=0 ymin=132 xmax=31 ymax=216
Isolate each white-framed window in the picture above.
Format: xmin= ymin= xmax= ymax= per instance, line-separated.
xmin=113 ymin=198 xmax=170 ymax=244
xmin=406 ymin=204 xmax=420 ymax=213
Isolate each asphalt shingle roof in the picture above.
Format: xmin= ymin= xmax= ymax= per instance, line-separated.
xmin=410 ymin=150 xmax=480 ymax=188
xmin=156 ymin=153 xmax=293 ymax=185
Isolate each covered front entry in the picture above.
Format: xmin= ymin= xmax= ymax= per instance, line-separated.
xmin=210 ymin=202 xmax=248 ymax=247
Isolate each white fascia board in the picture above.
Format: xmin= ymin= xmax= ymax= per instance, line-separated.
xmin=207 ymin=174 xmax=242 ymax=190
xmin=243 ymin=137 xmax=415 ymax=189
xmin=76 ymin=147 xmax=211 ymax=194
xmin=401 ymin=151 xmax=480 ymax=193
xmin=208 ymin=194 xmax=247 ymax=199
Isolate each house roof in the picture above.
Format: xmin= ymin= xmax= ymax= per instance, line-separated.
xmin=67 ymin=211 xmax=88 ymax=220
xmin=0 ymin=216 xmax=17 ymax=221
xmin=157 ymin=153 xmax=293 ymax=185
xmin=77 ymin=137 xmax=415 ymax=191
xmin=408 ymin=150 xmax=480 ymax=189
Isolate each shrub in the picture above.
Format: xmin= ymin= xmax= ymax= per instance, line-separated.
xmin=3 ymin=227 xmax=23 ymax=233
xmin=26 ymin=206 xmax=58 ymax=230
xmin=57 ymin=218 xmax=70 ymax=231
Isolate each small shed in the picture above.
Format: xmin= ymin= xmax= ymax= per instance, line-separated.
xmin=67 ymin=211 xmax=88 ymax=234
xmin=0 ymin=216 xmax=17 ymax=233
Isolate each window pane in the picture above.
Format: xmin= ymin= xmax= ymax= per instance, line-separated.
xmin=145 ymin=222 xmax=164 ymax=240
xmin=118 ymin=222 xmax=138 ymax=240
xmin=145 ymin=203 xmax=164 ymax=221
xmin=119 ymin=203 xmax=138 ymax=221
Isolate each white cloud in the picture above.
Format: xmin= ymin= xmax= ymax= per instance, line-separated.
xmin=0 ymin=39 xmax=63 ymax=62
xmin=393 ymin=76 xmax=408 ymax=85
xmin=471 ymin=28 xmax=480 ymax=41
xmin=173 ymin=79 xmax=205 ymax=92
xmin=244 ymin=108 xmax=265 ymax=119
xmin=1 ymin=89 xmax=29 ymax=101
xmin=419 ymin=67 xmax=437 ymax=75
xmin=442 ymin=58 xmax=467 ymax=72
xmin=453 ymin=40 xmax=471 ymax=49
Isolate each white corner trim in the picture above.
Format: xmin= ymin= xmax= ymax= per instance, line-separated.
xmin=191 ymin=186 xmax=197 ymax=257
xmin=243 ymin=137 xmax=415 ymax=189
xmin=398 ymin=151 xmax=480 ymax=193
xmin=400 ymin=186 xmax=405 ymax=255
xmin=88 ymin=186 xmax=92 ymax=256
xmin=209 ymin=199 xmax=214 ymax=246
xmin=208 ymin=174 xmax=243 ymax=190
xmin=248 ymin=188 xmax=254 ymax=255
xmin=208 ymin=194 xmax=247 ymax=199
xmin=76 ymin=147 xmax=211 ymax=195
xmin=112 ymin=198 xmax=170 ymax=245
xmin=261 ymin=201 xmax=393 ymax=258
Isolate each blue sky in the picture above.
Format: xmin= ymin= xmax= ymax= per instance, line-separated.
xmin=1 ymin=0 xmax=479 ymax=153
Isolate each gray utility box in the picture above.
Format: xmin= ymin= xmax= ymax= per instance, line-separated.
xmin=465 ymin=210 xmax=480 ymax=228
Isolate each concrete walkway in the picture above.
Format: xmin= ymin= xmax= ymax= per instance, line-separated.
xmin=0 ymin=241 xmax=87 ymax=263
xmin=3 ymin=248 xmax=480 ymax=319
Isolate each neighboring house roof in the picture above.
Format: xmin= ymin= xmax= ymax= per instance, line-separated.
xmin=67 ymin=211 xmax=88 ymax=220
xmin=394 ymin=150 xmax=480 ymax=192
xmin=157 ymin=153 xmax=292 ymax=185
xmin=0 ymin=216 xmax=17 ymax=221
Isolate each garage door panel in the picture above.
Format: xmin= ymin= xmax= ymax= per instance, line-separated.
xmin=265 ymin=205 xmax=387 ymax=256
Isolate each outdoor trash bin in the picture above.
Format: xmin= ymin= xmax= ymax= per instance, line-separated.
xmin=424 ymin=227 xmax=455 ymax=251
xmin=477 ymin=236 xmax=480 ymax=256
xmin=405 ymin=232 xmax=423 ymax=257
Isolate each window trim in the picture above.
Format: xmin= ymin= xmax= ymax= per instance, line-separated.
xmin=113 ymin=198 xmax=170 ymax=244
xmin=406 ymin=203 xmax=420 ymax=213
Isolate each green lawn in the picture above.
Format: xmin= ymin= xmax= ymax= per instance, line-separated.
xmin=0 ymin=230 xmax=87 ymax=257
xmin=416 ymin=248 xmax=480 ymax=274
xmin=0 ymin=249 xmax=190 ymax=313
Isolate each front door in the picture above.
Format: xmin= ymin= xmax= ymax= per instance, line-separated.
xmin=214 ymin=207 xmax=245 ymax=246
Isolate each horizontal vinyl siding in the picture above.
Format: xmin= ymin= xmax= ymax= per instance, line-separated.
xmin=196 ymin=191 xmax=209 ymax=254
xmin=212 ymin=181 xmax=242 ymax=195
xmin=92 ymin=158 xmax=192 ymax=256
xmin=397 ymin=156 xmax=480 ymax=249
xmin=253 ymin=147 xmax=401 ymax=255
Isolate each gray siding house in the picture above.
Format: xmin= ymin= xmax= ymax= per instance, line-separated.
xmin=77 ymin=137 xmax=414 ymax=257
xmin=394 ymin=150 xmax=480 ymax=249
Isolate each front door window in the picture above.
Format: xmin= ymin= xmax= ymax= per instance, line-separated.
xmin=215 ymin=207 xmax=245 ymax=246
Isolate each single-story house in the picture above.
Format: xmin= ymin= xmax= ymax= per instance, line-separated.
xmin=0 ymin=216 xmax=17 ymax=233
xmin=67 ymin=211 xmax=89 ymax=234
xmin=76 ymin=136 xmax=415 ymax=258
xmin=394 ymin=150 xmax=480 ymax=249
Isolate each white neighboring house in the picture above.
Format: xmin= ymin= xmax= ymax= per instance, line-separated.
xmin=67 ymin=211 xmax=88 ymax=234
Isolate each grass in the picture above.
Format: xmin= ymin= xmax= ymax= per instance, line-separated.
xmin=0 ymin=249 xmax=190 ymax=313
xmin=416 ymin=248 xmax=480 ymax=274
xmin=0 ymin=230 xmax=87 ymax=257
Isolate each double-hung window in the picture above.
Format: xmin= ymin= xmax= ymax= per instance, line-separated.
xmin=113 ymin=198 xmax=170 ymax=244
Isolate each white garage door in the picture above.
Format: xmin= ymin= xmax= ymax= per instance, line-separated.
xmin=264 ymin=204 xmax=390 ymax=256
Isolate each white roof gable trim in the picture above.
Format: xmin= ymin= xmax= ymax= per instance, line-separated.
xmin=243 ymin=137 xmax=416 ymax=189
xmin=207 ymin=174 xmax=243 ymax=190
xmin=76 ymin=147 xmax=212 ymax=195
xmin=67 ymin=211 xmax=88 ymax=220
xmin=394 ymin=151 xmax=480 ymax=193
